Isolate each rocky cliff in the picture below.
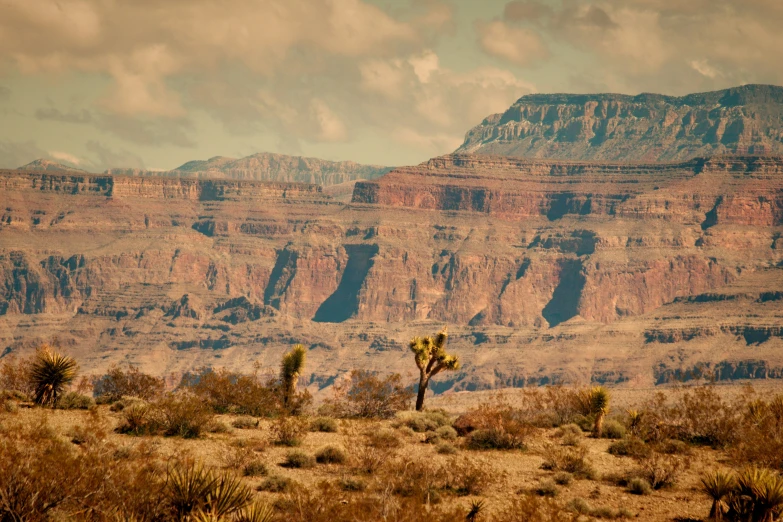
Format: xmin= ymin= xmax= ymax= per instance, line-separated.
xmin=1 ymin=152 xmax=782 ymax=393
xmin=106 ymin=152 xmax=392 ymax=187
xmin=457 ymin=84 xmax=783 ymax=161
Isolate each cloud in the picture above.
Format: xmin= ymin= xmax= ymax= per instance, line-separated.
xmin=35 ymin=107 xmax=93 ymax=124
xmin=95 ymin=115 xmax=196 ymax=148
xmin=49 ymin=151 xmax=82 ymax=166
xmin=0 ymin=140 xmax=48 ymax=169
xmin=84 ymin=141 xmax=145 ymax=171
xmin=476 ymin=20 xmax=549 ymax=67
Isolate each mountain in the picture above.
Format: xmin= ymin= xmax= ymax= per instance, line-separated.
xmin=457 ymin=84 xmax=783 ymax=161
xmin=106 ymin=152 xmax=393 ymax=187
xmin=2 ymin=151 xmax=782 ymax=392
xmin=18 ymin=159 xmax=88 ymax=173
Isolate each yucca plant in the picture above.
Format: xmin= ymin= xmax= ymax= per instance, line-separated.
xmin=409 ymin=326 xmax=460 ymax=411
xmin=280 ymin=344 xmax=306 ymax=410
xmin=588 ymin=387 xmax=610 ymax=437
xmin=167 ymin=462 xmax=217 ymax=518
xmin=204 ymin=472 xmax=254 ymax=518
xmin=626 ymin=409 xmax=644 ymax=437
xmin=466 ymin=499 xmax=486 ymax=521
xmin=701 ymin=469 xmax=736 ymax=521
xmin=29 ymin=345 xmax=78 ymax=406
xmin=234 ymin=502 xmax=274 ymax=522
xmin=728 ymin=467 xmax=783 ymax=522
xmin=754 ymin=472 xmax=783 ymax=522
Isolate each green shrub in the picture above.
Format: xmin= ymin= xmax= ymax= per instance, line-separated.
xmin=435 ymin=425 xmax=458 ymax=441
xmin=365 ymin=428 xmax=402 ymax=449
xmin=602 ymin=420 xmax=626 ymax=440
xmin=157 ymin=393 xmax=214 ymax=438
xmin=627 ymin=477 xmax=652 ymax=495
xmin=656 ymin=439 xmax=690 ymax=455
xmin=92 ymin=364 xmax=164 ymax=403
xmin=207 ymin=420 xmax=231 ymax=434
xmin=271 ymin=415 xmax=308 ymax=446
xmin=555 ymin=423 xmax=582 ymax=438
xmin=315 ymin=445 xmax=347 ymax=465
xmin=553 ymin=472 xmax=573 ymax=486
xmin=182 ymin=367 xmax=277 ymax=417
xmin=3 ymin=400 xmax=18 ymax=414
xmin=338 ymin=476 xmax=366 ymax=491
xmin=637 ymin=455 xmax=687 ymax=489
xmin=309 ymin=417 xmax=338 ymax=433
xmin=231 ymin=417 xmax=259 ymax=429
xmin=282 ymin=450 xmax=315 ymax=469
xmin=435 ymin=442 xmax=458 ymax=455
xmin=394 ymin=410 xmax=452 ymax=433
xmin=55 ymin=392 xmax=95 ymax=410
xmin=607 ymin=437 xmax=651 ymax=458
xmin=257 ymin=475 xmax=294 ymax=493
xmin=467 ymin=428 xmax=527 ymax=451
xmin=541 ymin=444 xmax=597 ymax=479
xmin=242 ymin=460 xmax=268 ymax=477
xmin=535 ymin=479 xmax=558 ymax=497
xmin=116 ymin=403 xmax=160 ymax=436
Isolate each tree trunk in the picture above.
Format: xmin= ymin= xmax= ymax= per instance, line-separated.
xmin=415 ymin=375 xmax=429 ymax=411
xmin=593 ymin=412 xmax=604 ymax=438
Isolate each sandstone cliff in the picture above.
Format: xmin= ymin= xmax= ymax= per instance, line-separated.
xmin=457 ymin=84 xmax=783 ymax=161
xmin=1 ymin=152 xmax=782 ymax=393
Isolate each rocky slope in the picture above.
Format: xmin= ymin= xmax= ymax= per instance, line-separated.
xmin=2 ymin=153 xmax=782 ymax=393
xmin=457 ymin=84 xmax=783 ymax=161
xmin=17 ymin=159 xmax=88 ymax=173
xmin=106 ymin=152 xmax=392 ymax=186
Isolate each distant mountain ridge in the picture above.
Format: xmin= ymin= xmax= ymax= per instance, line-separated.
xmin=457 ymin=84 xmax=783 ymax=161
xmin=17 ymin=159 xmax=87 ymax=173
xmin=106 ymin=152 xmax=393 ymax=187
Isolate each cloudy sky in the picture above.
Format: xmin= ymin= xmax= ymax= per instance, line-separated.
xmin=0 ymin=0 xmax=781 ymax=171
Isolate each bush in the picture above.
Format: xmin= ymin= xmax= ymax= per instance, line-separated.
xmin=232 ymin=417 xmax=259 ymax=429
xmin=607 ymin=437 xmax=651 ymax=459
xmin=243 ymin=459 xmax=268 ymax=477
xmin=445 ymin=457 xmax=495 ymax=496
xmin=116 ymin=402 xmax=160 ymax=436
xmin=535 ymin=479 xmax=558 ymax=497
xmin=436 ymin=442 xmax=458 ymax=455
xmin=157 ymin=393 xmax=214 ymax=438
xmin=282 ymin=450 xmax=315 ymax=469
xmin=555 ymin=423 xmax=582 ymax=438
xmin=2 ymin=400 xmax=18 ymax=414
xmin=395 ymin=410 xmax=452 ymax=433
xmin=553 ymin=472 xmax=573 ymax=486
xmin=271 ymin=415 xmax=308 ymax=446
xmin=55 ymin=392 xmax=95 ymax=410
xmin=92 ymin=364 xmax=164 ymax=403
xmin=327 ymin=370 xmax=413 ymax=419
xmin=656 ymin=439 xmax=691 ymax=455
xmin=257 ymin=475 xmax=294 ymax=493
xmin=315 ymin=445 xmax=347 ymax=464
xmin=353 ymin=446 xmax=386 ymax=475
xmin=207 ymin=420 xmax=231 ymax=434
xmin=435 ymin=425 xmax=458 ymax=441
xmin=0 ymin=355 xmax=33 ymax=398
xmin=541 ymin=444 xmax=597 ymax=479
xmin=602 ymin=420 xmax=626 ymax=440
xmin=365 ymin=428 xmax=402 ymax=449
xmin=637 ymin=454 xmax=687 ymax=489
xmin=310 ymin=417 xmax=338 ymax=433
xmin=462 ymin=401 xmax=530 ymax=451
xmin=338 ymin=476 xmax=366 ymax=491
xmin=182 ymin=367 xmax=278 ymax=416
xmin=627 ymin=477 xmax=652 ymax=495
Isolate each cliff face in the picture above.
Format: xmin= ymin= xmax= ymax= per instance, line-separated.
xmin=106 ymin=152 xmax=392 ymax=187
xmin=2 ymin=154 xmax=782 ymax=392
xmin=457 ymin=85 xmax=783 ymax=161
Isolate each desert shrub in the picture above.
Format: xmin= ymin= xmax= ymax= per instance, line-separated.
xmin=310 ymin=416 xmax=338 ymax=433
xmin=365 ymin=428 xmax=402 ymax=449
xmin=607 ymin=437 xmax=652 ymax=459
xmin=0 ymin=355 xmax=33 ymax=399
xmin=424 ymin=430 xmax=440 ymax=444
xmin=271 ymin=415 xmax=308 ymax=446
xmin=553 ymin=472 xmax=573 ymax=486
xmin=627 ymin=477 xmax=652 ymax=495
xmin=445 ymin=456 xmax=495 ymax=496
xmin=327 ymin=370 xmax=413 ymax=419
xmin=637 ymin=454 xmax=687 ymax=489
xmin=109 ymin=396 xmax=147 ymax=412
xmin=395 ymin=410 xmax=452 ymax=433
xmin=496 ymin=494 xmax=574 ymax=522
xmin=435 ymin=425 xmax=458 ymax=440
xmin=242 ymin=459 xmax=269 ymax=477
xmin=232 ymin=416 xmax=259 ymax=429
xmin=257 ymin=475 xmax=295 ymax=493
xmin=222 ymin=447 xmax=254 ymax=470
xmin=541 ymin=444 xmax=597 ymax=479
xmin=338 ymin=476 xmax=366 ymax=491
xmin=436 ymin=442 xmax=458 ymax=455
xmin=157 ymin=392 xmax=214 ymax=438
xmin=182 ymin=367 xmax=278 ymax=417
xmin=231 ymin=437 xmax=267 ymax=452
xmin=656 ymin=438 xmax=691 ymax=455
xmin=555 ymin=423 xmax=582 ymax=438
xmin=55 ymin=391 xmax=95 ymax=410
xmin=315 ymin=445 xmax=347 ymax=464
xmin=463 ymin=401 xmax=531 ymax=450
xmin=397 ymin=425 xmax=416 ymax=437
xmin=207 ymin=420 xmax=231 ymax=434
xmin=565 ymin=498 xmax=632 ymax=519
xmin=2 ymin=400 xmax=18 ymax=413
xmin=385 ymin=456 xmax=449 ymax=504
xmin=93 ymin=364 xmax=165 ymax=403
xmin=116 ymin=402 xmax=161 ymax=436
xmin=282 ymin=450 xmax=315 ymax=469
xmin=353 ymin=445 xmax=386 ymax=475
xmin=535 ymin=479 xmax=559 ymax=497
xmin=602 ymin=420 xmax=626 ymax=440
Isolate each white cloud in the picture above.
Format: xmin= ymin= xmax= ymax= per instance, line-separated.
xmin=476 ymin=20 xmax=549 ymax=67
xmin=49 ymin=151 xmax=82 ymax=165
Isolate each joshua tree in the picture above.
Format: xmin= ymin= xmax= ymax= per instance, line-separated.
xmin=701 ymin=469 xmax=736 ymax=521
xmin=588 ymin=386 xmax=610 ymax=437
xmin=280 ymin=344 xmax=306 ymax=410
xmin=409 ymin=327 xmax=460 ymax=411
xmin=29 ymin=344 xmax=78 ymax=406
xmin=731 ymin=467 xmax=783 ymax=522
xmin=466 ymin=499 xmax=485 ymax=521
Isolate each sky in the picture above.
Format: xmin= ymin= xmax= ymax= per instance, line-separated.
xmin=1 ymin=0 xmax=782 ymax=172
